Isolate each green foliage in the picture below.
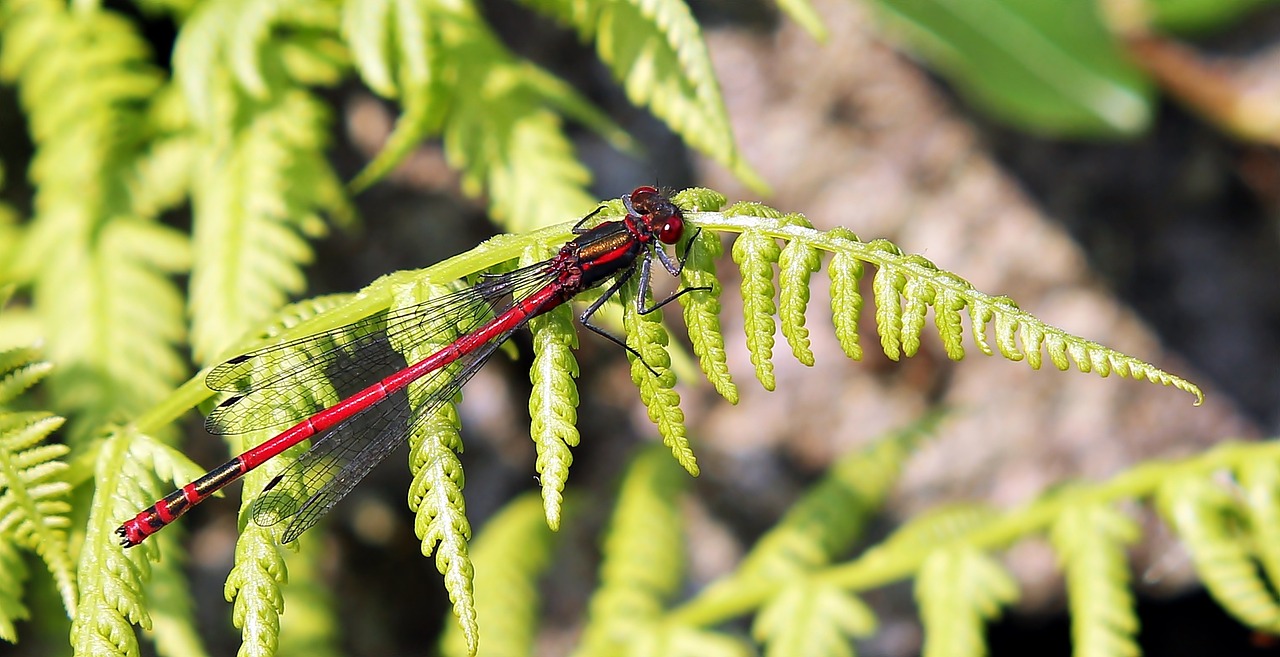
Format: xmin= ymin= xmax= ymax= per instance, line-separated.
xmin=0 ymin=0 xmax=1238 ymax=654
xmin=1146 ymin=0 xmax=1280 ymax=33
xmin=524 ymin=244 xmax=583 ymax=531
xmin=1051 ymin=505 xmax=1140 ymax=657
xmin=440 ymin=493 xmax=555 ymax=657
xmin=575 ymin=447 xmax=690 ymax=657
xmin=0 ymin=340 xmax=73 ymax=640
xmin=0 ymin=0 xmax=190 ymax=440
xmin=917 ymin=548 xmax=1019 ymax=657
xmin=867 ymin=0 xmax=1154 ymax=137
xmin=393 ymin=280 xmax=479 ymax=653
xmin=515 ymin=0 xmax=767 ymax=193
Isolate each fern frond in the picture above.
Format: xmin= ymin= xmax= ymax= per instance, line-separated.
xmin=827 ymin=228 xmax=866 ymax=360
xmin=753 ymin=580 xmax=876 ymax=657
xmin=441 ymin=494 xmax=555 ymax=657
xmin=576 ymin=447 xmax=687 ymax=657
xmin=0 ymin=347 xmax=52 ymax=405
xmin=1050 ymin=504 xmax=1140 ymax=657
xmin=0 ymin=411 xmax=74 ymax=616
xmin=679 ymin=223 xmax=737 ymax=403
xmin=225 ymin=527 xmax=288 ymax=657
xmin=1240 ymin=460 xmax=1280 ymax=592
xmin=345 ymin=0 xmax=599 ymax=232
xmin=731 ymin=229 xmax=782 ymax=391
xmin=175 ymin=0 xmax=353 ymax=361
xmin=623 ymin=278 xmax=698 ymax=476
xmin=778 ymin=222 xmax=823 ymax=367
xmin=672 ymin=418 xmax=938 ymax=628
xmin=391 ymin=281 xmax=478 ymax=653
xmin=525 ymin=243 xmax=582 ymax=530
xmin=753 ymin=417 xmax=938 ymax=578
xmin=1 ymin=2 xmax=190 ymax=436
xmin=0 ymin=535 xmax=28 ymax=643
xmin=916 ymin=548 xmax=1019 ymax=657
xmin=689 ymin=207 xmax=1204 ymax=404
xmin=75 ymin=430 xmax=204 ymax=657
xmin=1158 ymin=475 xmax=1280 ymax=632
xmin=518 ymin=0 xmax=767 ymax=191
xmin=186 ymin=85 xmax=351 ymax=362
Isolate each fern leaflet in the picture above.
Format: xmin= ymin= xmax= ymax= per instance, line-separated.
xmin=1050 ymin=504 xmax=1140 ymax=657
xmin=916 ymin=548 xmax=1019 ymax=657
xmin=441 ymin=494 xmax=556 ymax=657
xmin=518 ymin=0 xmax=768 ymax=191
xmin=1159 ymin=475 xmax=1280 ymax=632
xmin=688 ymin=200 xmax=1204 ymax=404
xmin=0 ymin=1 xmax=190 ymax=439
xmin=575 ymin=447 xmax=687 ymax=657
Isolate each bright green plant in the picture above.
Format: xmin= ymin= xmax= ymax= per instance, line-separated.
xmin=0 ymin=2 xmax=1265 ymax=657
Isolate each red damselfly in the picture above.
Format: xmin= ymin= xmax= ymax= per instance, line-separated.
xmin=117 ymin=186 xmax=703 ymax=547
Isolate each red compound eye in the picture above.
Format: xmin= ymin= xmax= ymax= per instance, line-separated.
xmin=656 ymin=213 xmax=684 ymax=244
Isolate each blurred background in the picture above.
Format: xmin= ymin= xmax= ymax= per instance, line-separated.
xmin=3 ymin=0 xmax=1279 ymax=654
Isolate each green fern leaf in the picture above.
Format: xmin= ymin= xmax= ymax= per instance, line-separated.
xmin=576 ymin=447 xmax=687 ymax=657
xmin=0 ymin=535 xmax=28 ymax=643
xmin=1241 ymin=460 xmax=1280 ymax=593
xmin=870 ymin=243 xmax=908 ymax=361
xmin=342 ymin=0 xmax=446 ymax=190
xmin=225 ymin=528 xmax=288 ymax=657
xmin=76 ymin=430 xmax=204 ymax=657
xmin=679 ymin=223 xmax=737 ymax=403
xmin=751 ymin=417 xmax=937 ymax=578
xmin=1159 ymin=475 xmax=1280 ymax=632
xmin=671 ymin=185 xmax=736 ymax=402
xmin=187 ymin=86 xmax=350 ymax=362
xmin=827 ymin=228 xmax=865 ymax=361
xmin=623 ymin=278 xmax=698 ymax=476
xmin=176 ymin=0 xmax=353 ymax=362
xmin=1 ymin=2 xmax=190 ymax=437
xmin=879 ymin=503 xmax=1001 ymax=554
xmin=175 ymin=0 xmax=342 ymax=127
xmin=686 ymin=208 xmax=1204 ymax=404
xmin=438 ymin=18 xmax=597 ymax=232
xmin=754 ymin=580 xmax=876 ymax=657
xmin=0 ymin=410 xmax=74 ymax=616
xmin=527 ymin=274 xmax=582 ymax=531
xmin=0 ymin=347 xmax=52 ymax=405
xmin=1050 ymin=504 xmax=1140 ymax=657
xmin=390 ymin=281 xmax=479 ymax=653
xmin=518 ymin=0 xmax=767 ymax=191
xmin=441 ymin=494 xmax=556 ymax=657
xmin=916 ymin=548 xmax=1019 ymax=657
xmin=347 ymin=0 xmax=599 ymax=232
xmin=731 ymin=231 xmax=781 ymax=391
xmin=674 ymin=418 xmax=937 ymax=627
xmin=778 ymin=220 xmax=823 ymax=367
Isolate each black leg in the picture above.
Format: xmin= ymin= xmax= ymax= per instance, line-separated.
xmin=637 ymin=228 xmax=711 ymax=314
xmin=573 ymin=205 xmax=605 ymax=234
xmin=579 ymin=268 xmax=661 ymax=376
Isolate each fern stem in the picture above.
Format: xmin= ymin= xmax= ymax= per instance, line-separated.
xmin=669 ymin=439 xmax=1280 ymax=627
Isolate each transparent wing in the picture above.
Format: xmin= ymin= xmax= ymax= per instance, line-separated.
xmin=205 ymin=263 xmax=551 ymax=434
xmin=248 ymin=333 xmax=510 ymax=543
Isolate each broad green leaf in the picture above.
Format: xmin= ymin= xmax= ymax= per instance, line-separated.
xmin=869 ymin=0 xmax=1154 ymax=136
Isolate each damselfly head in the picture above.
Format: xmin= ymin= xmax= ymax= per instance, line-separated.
xmin=625 ymin=186 xmax=684 ymax=244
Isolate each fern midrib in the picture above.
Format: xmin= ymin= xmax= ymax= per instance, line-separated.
xmin=668 ymin=439 xmax=1280 ymax=627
